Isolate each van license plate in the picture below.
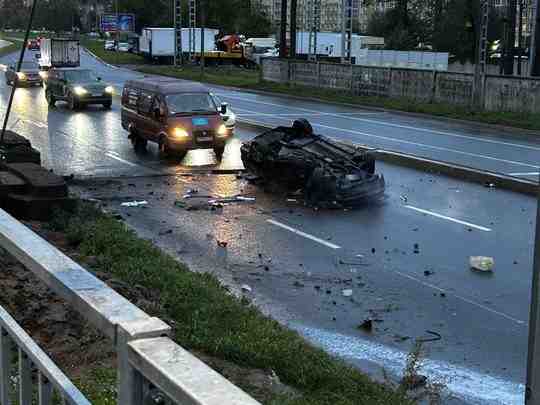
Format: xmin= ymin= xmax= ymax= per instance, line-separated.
xmin=198 ymin=136 xmax=212 ymax=142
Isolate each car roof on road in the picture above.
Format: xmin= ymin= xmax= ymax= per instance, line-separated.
xmin=125 ymin=79 xmax=210 ymax=95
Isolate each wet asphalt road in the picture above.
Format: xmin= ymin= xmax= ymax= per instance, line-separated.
xmin=0 ymin=47 xmax=537 ymax=404
xmin=79 ymin=49 xmax=540 ymax=183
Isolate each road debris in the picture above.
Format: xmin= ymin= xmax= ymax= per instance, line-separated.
xmin=470 ymin=256 xmax=495 ymax=272
xmin=159 ymin=229 xmax=173 ymax=236
xmin=217 ymin=240 xmax=228 ymax=248
xmin=342 ymin=289 xmax=353 ymax=297
xmin=240 ymin=119 xmax=385 ymax=207
xmin=120 ymin=200 xmax=148 ymax=207
xmin=293 ymin=281 xmax=304 ymax=288
xmin=400 ymin=195 xmax=408 ymax=202
xmin=357 ymin=319 xmax=373 ymax=332
xmin=413 ymin=243 xmax=420 ymax=254
xmin=417 ymin=330 xmax=442 ymax=343
xmin=241 ymin=284 xmax=252 ymax=293
xmin=208 ymin=196 xmax=256 ymax=204
xmin=424 ymin=270 xmax=435 ymax=276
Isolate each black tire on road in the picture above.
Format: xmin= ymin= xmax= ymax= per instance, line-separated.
xmin=213 ymin=146 xmax=225 ymax=160
xmin=130 ymin=130 xmax=147 ymax=151
xmin=68 ymin=93 xmax=79 ymax=111
xmin=45 ymin=90 xmax=56 ymax=107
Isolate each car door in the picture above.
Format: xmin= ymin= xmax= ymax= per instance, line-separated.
xmin=136 ymin=91 xmax=155 ymax=141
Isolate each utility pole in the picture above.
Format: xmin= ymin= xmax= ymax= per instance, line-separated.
xmin=290 ymin=0 xmax=297 ymax=58
xmin=115 ymin=0 xmax=119 ymax=65
xmin=1 ymin=0 xmax=39 ymax=144
xmin=341 ymin=0 xmax=353 ymax=63
xmin=517 ymin=0 xmax=524 ymax=75
xmin=279 ymin=0 xmax=288 ymax=57
xmin=307 ymin=0 xmax=320 ymax=61
xmin=189 ymin=0 xmax=197 ymax=62
xmin=531 ymin=0 xmax=540 ymax=76
xmin=200 ymin=0 xmax=205 ymax=76
xmin=503 ymin=0 xmax=517 ymax=75
xmin=174 ymin=0 xmax=183 ymax=66
xmin=473 ymin=0 xmax=489 ymax=110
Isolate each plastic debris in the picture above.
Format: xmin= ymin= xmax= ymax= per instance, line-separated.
xmin=120 ymin=200 xmax=148 ymax=207
xmin=241 ymin=284 xmax=252 ymax=293
xmin=342 ymin=289 xmax=353 ymax=297
xmin=208 ymin=196 xmax=256 ymax=204
xmin=470 ymin=256 xmax=495 ymax=272
xmin=400 ymin=195 xmax=408 ymax=202
xmin=424 ymin=270 xmax=434 ymax=276
xmin=217 ymin=240 xmax=228 ymax=248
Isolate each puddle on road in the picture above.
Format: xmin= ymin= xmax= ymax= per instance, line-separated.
xmin=293 ymin=324 xmax=524 ymax=405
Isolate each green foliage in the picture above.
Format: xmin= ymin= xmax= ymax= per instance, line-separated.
xmin=366 ymin=0 xmax=507 ymax=62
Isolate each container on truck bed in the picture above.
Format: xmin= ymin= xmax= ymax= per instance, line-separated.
xmin=38 ymin=39 xmax=80 ymax=70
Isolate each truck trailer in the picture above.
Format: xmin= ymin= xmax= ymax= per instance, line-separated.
xmin=139 ymin=27 xmax=219 ymax=62
xmin=38 ymin=38 xmax=80 ymax=69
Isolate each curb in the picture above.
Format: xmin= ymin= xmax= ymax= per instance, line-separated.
xmin=236 ymin=119 xmax=539 ymax=197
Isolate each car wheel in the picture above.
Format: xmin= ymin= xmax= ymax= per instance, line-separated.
xmin=130 ymin=130 xmax=147 ymax=151
xmin=213 ymin=146 xmax=225 ymax=160
xmin=68 ymin=93 xmax=79 ymax=111
xmin=103 ymin=101 xmax=112 ymax=109
xmin=45 ymin=89 xmax=56 ymax=107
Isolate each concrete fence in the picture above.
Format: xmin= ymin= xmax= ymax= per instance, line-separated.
xmin=0 ymin=208 xmax=261 ymax=405
xmin=261 ymin=57 xmax=540 ymax=114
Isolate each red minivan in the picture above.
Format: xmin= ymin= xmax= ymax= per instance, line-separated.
xmin=121 ymin=79 xmax=231 ymax=159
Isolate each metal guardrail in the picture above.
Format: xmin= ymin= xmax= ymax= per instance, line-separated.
xmin=0 ymin=208 xmax=262 ymax=405
xmin=0 ymin=304 xmax=91 ymax=405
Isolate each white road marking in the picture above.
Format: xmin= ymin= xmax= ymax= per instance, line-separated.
xmin=235 ymin=108 xmax=540 ymax=169
xmin=222 ymin=93 xmax=540 ymax=152
xmin=405 ymin=205 xmax=492 ymax=232
xmin=267 ymin=219 xmax=341 ymax=249
xmin=299 ymin=325 xmax=525 ymax=404
xmin=238 ymin=111 xmax=385 ymax=117
xmin=508 ymin=172 xmax=540 ymax=176
xmin=395 ymin=270 xmax=525 ymax=325
xmin=105 ymin=151 xmax=141 ymax=168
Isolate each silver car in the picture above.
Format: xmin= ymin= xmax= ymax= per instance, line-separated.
xmin=4 ymin=61 xmax=43 ymax=87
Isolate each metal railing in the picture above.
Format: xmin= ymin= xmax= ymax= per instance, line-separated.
xmin=0 ymin=208 xmax=261 ymax=405
xmin=0 ymin=304 xmax=90 ymax=405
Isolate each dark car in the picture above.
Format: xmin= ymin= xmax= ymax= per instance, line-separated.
xmin=44 ymin=68 xmax=113 ymax=110
xmin=121 ymin=79 xmax=231 ymax=159
xmin=4 ymin=61 xmax=43 ymax=87
xmin=241 ymin=119 xmax=386 ymax=207
xmin=27 ymin=39 xmax=40 ymax=50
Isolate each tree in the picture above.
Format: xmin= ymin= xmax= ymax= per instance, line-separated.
xmin=0 ymin=0 xmax=28 ymax=30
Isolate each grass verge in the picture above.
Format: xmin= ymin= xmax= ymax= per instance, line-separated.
xmin=81 ymin=38 xmax=146 ymax=65
xmin=51 ymin=202 xmax=412 ymax=405
xmin=138 ymin=65 xmax=540 ymax=131
xmin=0 ymin=41 xmax=20 ymax=58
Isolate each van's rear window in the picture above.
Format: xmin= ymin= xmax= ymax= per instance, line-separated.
xmin=166 ymin=93 xmax=217 ymax=114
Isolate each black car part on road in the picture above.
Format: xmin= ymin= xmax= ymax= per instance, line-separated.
xmin=240 ymin=119 xmax=385 ymax=207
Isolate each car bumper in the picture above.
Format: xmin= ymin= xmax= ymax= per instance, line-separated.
xmin=167 ymin=134 xmax=230 ymax=151
xmin=18 ymin=78 xmax=42 ymax=86
xmin=76 ymin=95 xmax=112 ymax=104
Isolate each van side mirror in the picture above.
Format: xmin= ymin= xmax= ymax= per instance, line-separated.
xmin=220 ymin=102 xmax=228 ymax=115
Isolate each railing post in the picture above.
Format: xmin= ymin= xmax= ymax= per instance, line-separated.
xmin=0 ymin=328 xmax=11 ymax=405
xmin=116 ymin=318 xmax=170 ymax=405
xmin=18 ymin=349 xmax=32 ymax=405
xmin=38 ymin=372 xmax=53 ymax=405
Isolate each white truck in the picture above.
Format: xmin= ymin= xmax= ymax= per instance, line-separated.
xmin=38 ymin=39 xmax=80 ymax=69
xmin=139 ymin=27 xmax=219 ymax=62
xmin=295 ymin=32 xmax=384 ymax=61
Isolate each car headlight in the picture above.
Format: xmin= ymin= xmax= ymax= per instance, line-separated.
xmin=16 ymin=72 xmax=26 ymax=80
xmin=172 ymin=127 xmax=189 ymax=138
xmin=105 ymin=86 xmax=114 ymax=94
xmin=217 ymin=124 xmax=228 ymax=137
xmin=38 ymin=71 xmax=47 ymax=79
xmin=73 ymin=86 xmax=87 ymax=96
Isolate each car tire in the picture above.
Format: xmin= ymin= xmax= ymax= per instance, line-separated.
xmin=213 ymin=146 xmax=225 ymax=160
xmin=68 ymin=93 xmax=79 ymax=111
xmin=130 ymin=129 xmax=147 ymax=151
xmin=45 ymin=89 xmax=56 ymax=107
xmin=103 ymin=101 xmax=112 ymax=109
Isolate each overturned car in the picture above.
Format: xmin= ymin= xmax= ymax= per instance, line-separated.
xmin=240 ymin=119 xmax=385 ymax=207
